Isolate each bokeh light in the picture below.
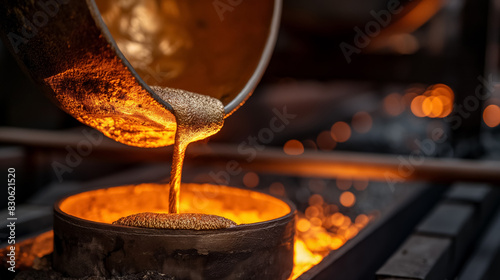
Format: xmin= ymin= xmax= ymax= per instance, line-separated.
xmin=331 ymin=122 xmax=351 ymax=143
xmin=339 ymin=191 xmax=356 ymax=207
xmin=383 ymin=93 xmax=405 ymax=116
xmin=309 ymin=194 xmax=324 ymax=206
xmin=291 ymin=191 xmax=372 ymax=279
xmin=410 ymin=84 xmax=454 ymax=118
xmin=483 ymin=104 xmax=500 ymax=128
xmin=411 ymin=95 xmax=427 ymax=117
xmin=302 ymin=139 xmax=318 ymax=151
xmin=242 ymin=172 xmax=259 ymax=188
xmin=316 ymin=131 xmax=337 ymax=150
xmin=297 ymin=218 xmax=312 ymax=233
xmin=284 ymin=139 xmax=305 ymax=156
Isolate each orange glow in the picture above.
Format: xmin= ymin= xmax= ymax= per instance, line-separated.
xmin=290 ymin=193 xmax=371 ymax=279
xmin=431 ymin=97 xmax=445 ymax=117
xmin=432 ymin=84 xmax=454 ymax=98
xmin=340 ymin=192 xmax=356 ymax=207
xmin=59 ymin=183 xmax=291 ymax=225
xmin=284 ymin=139 xmax=305 ymax=155
xmin=367 ymin=0 xmax=443 ymax=54
xmin=316 ymin=130 xmax=337 ymax=150
xmin=331 ymin=122 xmax=351 ymax=143
xmin=291 ymin=240 xmax=323 ymax=278
xmin=95 ymin=0 xmax=273 ymax=106
xmin=421 ymin=96 xmax=433 ymax=116
xmin=382 ymin=0 xmax=443 ymax=34
xmin=0 ymin=231 xmax=53 ymax=270
xmin=305 ymin=206 xmax=320 ymax=219
xmin=243 ymin=172 xmax=259 ymax=188
xmin=411 ymin=95 xmax=427 ymax=117
xmin=383 ymin=93 xmax=405 ymax=116
xmin=297 ymin=218 xmax=312 ymax=233
xmin=331 ymin=212 xmax=345 ymax=227
xmin=411 ymin=84 xmax=454 ymax=118
xmin=310 ymin=217 xmax=323 ymax=227
xmin=422 ymin=96 xmax=443 ymax=118
xmin=43 ymin=0 xmax=275 ymax=148
xmin=45 ymin=57 xmax=177 ymax=147
xmin=484 ymin=104 xmax=500 ymax=127
xmin=431 ymin=84 xmax=454 ymax=117
xmin=342 ymin=216 xmax=352 ymax=228
xmin=58 ymin=184 xmax=370 ymax=280
xmin=352 ymin=111 xmax=373 ymax=134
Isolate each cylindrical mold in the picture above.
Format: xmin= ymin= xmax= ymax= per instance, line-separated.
xmin=52 ymin=183 xmax=295 ymax=279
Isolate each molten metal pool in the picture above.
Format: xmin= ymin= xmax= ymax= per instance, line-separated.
xmin=53 ymin=183 xmax=295 ymax=279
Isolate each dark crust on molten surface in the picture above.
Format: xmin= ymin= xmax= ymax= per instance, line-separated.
xmin=112 ymin=212 xmax=237 ymax=230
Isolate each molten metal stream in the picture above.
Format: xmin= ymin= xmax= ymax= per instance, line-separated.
xmin=151 ymin=86 xmax=224 ymax=213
